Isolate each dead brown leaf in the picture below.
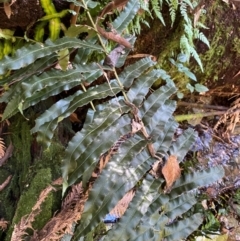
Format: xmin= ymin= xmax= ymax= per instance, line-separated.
xmin=162 ymin=155 xmax=181 ymax=193
xmin=3 ymin=2 xmax=12 ymax=19
xmin=110 ymin=189 xmax=135 ymax=218
xmin=3 ymin=0 xmax=16 ymax=19
xmin=0 ymin=219 xmax=8 ymax=231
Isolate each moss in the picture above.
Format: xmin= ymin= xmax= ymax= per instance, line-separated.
xmin=191 ymin=0 xmax=240 ymax=86
xmin=0 ymin=114 xmax=65 ymax=240
xmin=5 ymin=168 xmax=53 ymax=240
xmin=8 ymin=115 xmax=32 ymax=192
xmin=231 ymin=37 xmax=240 ymax=55
xmin=34 ymin=138 xmax=65 ymax=179
xmin=0 ymin=170 xmax=15 ymax=221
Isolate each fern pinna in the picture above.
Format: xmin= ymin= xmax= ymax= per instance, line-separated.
xmin=0 ymin=0 xmax=223 ymax=240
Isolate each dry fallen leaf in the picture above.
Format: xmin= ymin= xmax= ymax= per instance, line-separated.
xmin=0 ymin=219 xmax=8 ymax=231
xmin=3 ymin=1 xmax=14 ymax=19
xmin=4 ymin=3 xmax=11 ymax=19
xmin=162 ymin=155 xmax=181 ymax=193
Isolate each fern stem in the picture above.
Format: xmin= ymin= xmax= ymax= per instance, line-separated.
xmin=82 ymin=0 xmax=128 ymax=102
xmin=174 ymin=111 xmax=226 ymax=122
xmin=81 ymin=0 xmax=107 ymax=52
xmin=81 ymin=83 xmax=96 ymax=111
xmin=71 ymin=1 xmax=96 ymax=111
xmin=113 ymin=68 xmax=128 ymax=101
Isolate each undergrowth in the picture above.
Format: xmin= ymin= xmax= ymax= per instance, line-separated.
xmin=0 ymin=0 xmax=224 ymax=240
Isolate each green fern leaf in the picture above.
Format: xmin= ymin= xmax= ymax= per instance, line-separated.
xmin=103 ymin=175 xmax=165 ymax=241
xmin=154 ymin=118 xmax=179 ymax=154
xmin=127 ymin=69 xmax=162 ymax=106
xmin=73 ymin=136 xmax=149 ymax=240
xmin=169 ymin=128 xmax=197 ymax=162
xmin=180 ymin=35 xmax=191 ymax=60
xmin=169 ymin=166 xmax=224 ymax=198
xmin=120 ymin=57 xmax=156 ymax=88
xmin=1 ymin=95 xmax=22 ymax=121
xmin=1 ymin=64 xmax=103 ymax=120
xmin=190 ymin=46 xmax=203 ymax=72
xmin=112 ymin=0 xmax=140 ymax=33
xmin=31 ymin=82 xmax=124 ymax=148
xmin=180 ymin=1 xmax=190 ymax=24
xmin=0 ymin=54 xmax=57 ymax=86
xmin=164 ymin=192 xmax=197 ymax=219
xmin=184 ymin=24 xmax=193 ymax=44
xmin=115 ymin=36 xmax=136 ymax=68
xmin=151 ymin=0 xmax=165 ymax=25
xmin=104 ymin=165 xmax=224 ymax=241
xmin=169 ymin=0 xmax=179 ymax=25
xmin=62 ymin=101 xmax=131 ymax=188
xmin=198 ymin=32 xmax=210 ymax=48
xmin=0 ymin=37 xmax=103 ymax=75
xmin=140 ymin=80 xmax=177 ymax=123
xmin=164 ymin=213 xmax=203 ymax=241
xmin=130 ymin=193 xmax=198 ymax=240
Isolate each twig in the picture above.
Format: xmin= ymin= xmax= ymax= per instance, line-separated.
xmin=178 ymin=101 xmax=228 ymax=111
xmin=174 ymin=111 xmax=226 ymax=122
xmin=0 ymin=175 xmax=12 ymax=192
xmin=82 ymin=0 xmax=129 ymax=102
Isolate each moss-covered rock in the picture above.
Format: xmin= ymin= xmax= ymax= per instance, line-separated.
xmin=5 ymin=168 xmax=53 ymax=240
xmin=0 ymin=114 xmax=65 ymax=240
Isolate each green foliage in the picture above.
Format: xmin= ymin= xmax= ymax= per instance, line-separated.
xmin=131 ymin=0 xmax=210 ymax=71
xmin=169 ymin=53 xmax=209 ymax=95
xmin=0 ymin=0 xmax=220 ymax=240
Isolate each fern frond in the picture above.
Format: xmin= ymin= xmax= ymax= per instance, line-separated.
xmin=184 ymin=23 xmax=193 ymax=45
xmin=104 ymin=166 xmax=223 ymax=241
xmin=151 ymin=0 xmax=165 ymax=25
xmin=195 ymin=22 xmax=209 ymax=29
xmin=112 ymin=0 xmax=140 ymax=33
xmin=31 ymin=81 xmax=124 ymax=148
xmin=169 ymin=0 xmax=179 ymax=25
xmin=194 ymin=29 xmax=210 ymax=48
xmin=190 ymin=46 xmax=203 ymax=72
xmin=180 ymin=1 xmax=190 ymax=24
xmin=0 ymin=37 xmax=103 ymax=75
xmin=119 ymin=57 xmax=156 ymax=88
xmin=1 ymin=64 xmax=103 ymax=120
xmin=180 ymin=35 xmax=191 ymax=60
xmin=127 ymin=69 xmax=162 ymax=106
xmin=182 ymin=0 xmax=193 ymax=9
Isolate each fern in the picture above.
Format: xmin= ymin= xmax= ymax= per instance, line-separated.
xmin=60 ymin=58 xmax=224 ymax=240
xmin=0 ymin=1 xmax=219 ymax=240
xmin=151 ymin=0 xmax=165 ymax=25
xmin=180 ymin=1 xmax=190 ymax=24
xmin=112 ymin=0 xmax=140 ymax=33
xmin=169 ymin=0 xmax=179 ymax=26
xmin=194 ymin=29 xmax=210 ymax=48
xmin=0 ymin=37 xmax=103 ymax=75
